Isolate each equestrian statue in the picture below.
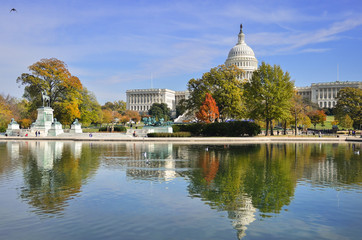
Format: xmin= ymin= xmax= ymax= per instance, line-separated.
xmin=41 ymin=91 xmax=50 ymax=107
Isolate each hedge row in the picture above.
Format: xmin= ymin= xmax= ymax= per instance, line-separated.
xmin=147 ymin=132 xmax=192 ymax=137
xmin=99 ymin=126 xmax=127 ymax=132
xmin=172 ymin=121 xmax=261 ymax=137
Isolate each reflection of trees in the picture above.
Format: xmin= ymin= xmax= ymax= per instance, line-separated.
xmin=186 ymin=143 xmax=362 ymax=239
xmin=243 ymin=144 xmax=296 ymax=214
xmin=20 ymin=142 xmax=100 ymax=215
xmin=187 ymin=144 xmax=297 ymax=239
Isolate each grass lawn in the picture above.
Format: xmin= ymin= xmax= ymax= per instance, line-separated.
xmin=313 ymin=115 xmax=334 ymax=130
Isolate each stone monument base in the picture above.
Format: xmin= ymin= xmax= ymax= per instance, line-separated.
xmin=48 ymin=120 xmax=64 ymax=136
xmin=6 ymin=118 xmax=20 ymax=136
xmin=69 ymin=119 xmax=82 ymax=134
xmin=31 ymin=107 xmax=54 ymax=135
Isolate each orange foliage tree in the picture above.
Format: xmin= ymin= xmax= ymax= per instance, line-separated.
xmin=123 ymin=110 xmax=141 ymax=123
xmin=307 ymin=109 xmax=327 ymax=129
xmin=195 ymin=93 xmax=219 ymax=123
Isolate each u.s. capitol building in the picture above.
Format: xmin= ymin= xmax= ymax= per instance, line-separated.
xmin=126 ymin=24 xmax=257 ymax=114
xmin=126 ymin=24 xmax=361 ymax=114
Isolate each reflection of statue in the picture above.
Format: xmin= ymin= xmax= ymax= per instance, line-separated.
xmin=20 ymin=142 xmax=100 ymax=216
xmin=41 ymin=91 xmax=50 ymax=107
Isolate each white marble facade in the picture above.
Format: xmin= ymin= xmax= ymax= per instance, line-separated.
xmin=126 ymin=88 xmax=188 ymax=113
xmin=296 ymin=81 xmax=362 ymax=108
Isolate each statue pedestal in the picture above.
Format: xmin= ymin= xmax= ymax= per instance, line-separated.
xmin=31 ymin=107 xmax=54 ymax=135
xmin=69 ymin=120 xmax=82 ymax=134
xmin=6 ymin=119 xmax=20 ymax=136
xmin=48 ymin=120 xmax=64 ymax=136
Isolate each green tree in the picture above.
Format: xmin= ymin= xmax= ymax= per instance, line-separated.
xmin=102 ymin=100 xmax=126 ymax=113
xmin=148 ymin=103 xmax=171 ymax=121
xmin=243 ymin=62 xmax=294 ymax=136
xmin=175 ymin=99 xmax=187 ymax=118
xmin=335 ymin=87 xmax=362 ymax=129
xmin=186 ymin=65 xmax=245 ymax=121
xmin=339 ymin=114 xmax=354 ymax=129
xmin=79 ymin=89 xmax=102 ymax=127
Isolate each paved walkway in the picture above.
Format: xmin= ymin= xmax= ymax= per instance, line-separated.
xmin=1 ymin=133 xmax=361 ymax=143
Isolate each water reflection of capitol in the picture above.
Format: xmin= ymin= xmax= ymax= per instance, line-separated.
xmin=6 ymin=141 xmax=258 ymax=239
xmin=124 ymin=143 xmax=257 ymax=239
xmin=126 ymin=143 xmax=177 ymax=182
xmin=123 ymin=143 xmax=194 ymax=183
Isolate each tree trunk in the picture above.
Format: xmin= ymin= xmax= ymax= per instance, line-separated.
xmin=270 ymin=121 xmax=274 ymax=136
xmin=265 ymin=120 xmax=269 ymax=136
xmin=295 ymin=113 xmax=298 ymax=136
xmin=283 ymin=121 xmax=287 ymax=135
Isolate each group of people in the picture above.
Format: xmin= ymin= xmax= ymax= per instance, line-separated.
xmin=348 ymin=130 xmax=357 ymax=136
xmin=35 ymin=131 xmax=41 ymax=137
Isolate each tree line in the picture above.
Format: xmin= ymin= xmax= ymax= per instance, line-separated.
xmin=0 ymin=58 xmax=142 ymax=131
xmin=1 ymin=58 xmax=361 ymax=133
xmin=180 ymin=63 xmax=361 ymax=135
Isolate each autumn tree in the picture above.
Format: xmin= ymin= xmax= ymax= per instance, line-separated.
xmin=0 ymin=95 xmax=12 ymax=131
xmin=17 ymin=58 xmax=101 ymax=126
xmin=290 ymin=94 xmax=311 ymax=135
xmin=119 ymin=115 xmax=131 ymax=125
xmin=195 ymin=93 xmax=219 ymax=123
xmin=148 ymin=103 xmax=171 ymax=121
xmin=0 ymin=94 xmax=32 ymax=130
xmin=307 ymin=110 xmax=327 ymax=129
xmin=186 ymin=64 xmax=245 ymax=121
xmin=123 ymin=110 xmax=141 ymax=123
xmin=335 ymin=87 xmax=362 ymax=129
xmin=17 ymin=58 xmax=83 ymax=109
xmin=243 ymin=62 xmax=294 ymax=136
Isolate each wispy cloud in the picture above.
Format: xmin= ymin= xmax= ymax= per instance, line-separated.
xmin=1 ymin=0 xmax=362 ymax=103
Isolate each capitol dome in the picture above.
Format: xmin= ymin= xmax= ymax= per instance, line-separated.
xmin=225 ymin=24 xmax=258 ymax=80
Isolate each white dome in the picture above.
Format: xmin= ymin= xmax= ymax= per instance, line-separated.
xmin=225 ymin=25 xmax=258 ymax=80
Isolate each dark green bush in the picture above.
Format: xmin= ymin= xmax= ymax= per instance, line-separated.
xmin=147 ymin=132 xmax=192 ymax=137
xmin=172 ymin=124 xmax=181 ymax=133
xmin=175 ymin=121 xmax=261 ymax=137
xmin=0 ymin=126 xmax=6 ymax=133
xmin=98 ymin=126 xmax=127 ymax=132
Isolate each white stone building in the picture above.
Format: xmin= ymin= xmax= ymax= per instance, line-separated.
xmin=126 ymin=88 xmax=187 ymax=113
xmin=225 ymin=24 xmax=258 ymax=80
xmin=296 ymin=81 xmax=362 ymax=108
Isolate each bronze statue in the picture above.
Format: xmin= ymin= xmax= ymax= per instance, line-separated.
xmin=41 ymin=91 xmax=50 ymax=107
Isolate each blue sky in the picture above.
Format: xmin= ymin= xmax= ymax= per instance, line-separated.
xmin=1 ymin=0 xmax=362 ymax=104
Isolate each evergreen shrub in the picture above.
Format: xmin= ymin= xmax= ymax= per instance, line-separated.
xmin=147 ymin=132 xmax=192 ymax=137
xmin=176 ymin=121 xmax=261 ymax=137
xmin=98 ymin=126 xmax=127 ymax=132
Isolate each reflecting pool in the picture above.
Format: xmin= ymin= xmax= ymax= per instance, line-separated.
xmin=0 ymin=141 xmax=361 ymax=239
